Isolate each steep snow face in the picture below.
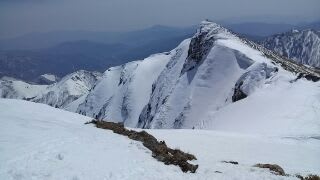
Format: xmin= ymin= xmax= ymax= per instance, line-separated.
xmin=76 ymin=48 xmax=179 ymax=126
xmin=261 ymin=29 xmax=320 ymax=68
xmin=0 ymin=77 xmax=48 ymax=99
xmin=1 ymin=99 xmax=319 ymax=179
xmin=138 ymin=21 xmax=287 ymax=129
xmin=33 ymin=70 xmax=101 ymax=108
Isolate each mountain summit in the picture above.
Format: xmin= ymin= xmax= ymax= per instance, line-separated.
xmin=72 ymin=21 xmax=319 ymax=137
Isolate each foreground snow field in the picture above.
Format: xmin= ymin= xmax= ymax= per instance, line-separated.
xmin=0 ymin=99 xmax=319 ymax=180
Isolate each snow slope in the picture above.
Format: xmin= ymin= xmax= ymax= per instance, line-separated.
xmin=77 ymin=49 xmax=178 ymax=127
xmin=203 ymin=77 xmax=320 ymax=137
xmin=0 ymin=99 xmax=319 ymax=180
xmin=261 ymin=29 xmax=320 ymax=68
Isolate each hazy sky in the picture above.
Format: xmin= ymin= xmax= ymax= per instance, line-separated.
xmin=0 ymin=0 xmax=319 ymax=38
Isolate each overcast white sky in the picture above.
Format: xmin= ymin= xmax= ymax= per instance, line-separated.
xmin=0 ymin=0 xmax=319 ymax=38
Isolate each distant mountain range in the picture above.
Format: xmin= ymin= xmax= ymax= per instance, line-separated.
xmin=0 ymin=25 xmax=196 ymax=50
xmin=1 ymin=21 xmax=319 ymax=50
xmin=0 ymin=27 xmax=193 ymax=81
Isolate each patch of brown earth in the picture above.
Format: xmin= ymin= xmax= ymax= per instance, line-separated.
xmin=86 ymin=120 xmax=198 ymax=173
xmin=296 ymin=174 xmax=320 ymax=180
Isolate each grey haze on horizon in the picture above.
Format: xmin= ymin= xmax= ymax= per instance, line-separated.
xmin=0 ymin=0 xmax=319 ymax=39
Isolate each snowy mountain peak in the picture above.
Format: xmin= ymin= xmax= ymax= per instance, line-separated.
xmin=181 ymin=21 xmax=233 ymax=74
xmin=53 ymin=70 xmax=101 ymax=94
xmin=33 ymin=70 xmax=102 ymax=108
xmin=70 ymin=21 xmax=320 ymax=131
xmin=198 ymin=20 xmax=227 ymax=35
xmin=0 ymin=70 xmax=102 ymax=109
xmin=137 ymin=21 xmax=320 ymax=130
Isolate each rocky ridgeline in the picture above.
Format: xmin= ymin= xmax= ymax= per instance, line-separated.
xmin=85 ymin=120 xmax=199 ymax=173
xmin=240 ymin=37 xmax=320 ymax=81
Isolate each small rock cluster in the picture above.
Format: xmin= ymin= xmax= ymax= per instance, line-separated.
xmin=254 ymin=163 xmax=286 ymax=176
xmin=86 ymin=120 xmax=199 ymax=173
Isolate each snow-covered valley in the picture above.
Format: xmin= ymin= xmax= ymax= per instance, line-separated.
xmin=0 ymin=99 xmax=319 ymax=180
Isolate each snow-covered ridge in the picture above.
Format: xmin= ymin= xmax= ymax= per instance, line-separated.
xmin=0 ymin=70 xmax=101 ymax=108
xmin=33 ymin=70 xmax=102 ymax=108
xmin=0 ymin=77 xmax=48 ymax=99
xmin=261 ymin=29 xmax=320 ymax=68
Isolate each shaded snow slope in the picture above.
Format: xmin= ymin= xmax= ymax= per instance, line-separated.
xmin=0 ymin=99 xmax=319 ymax=180
xmin=76 ymin=47 xmax=179 ymax=127
xmin=261 ymin=29 xmax=320 ymax=68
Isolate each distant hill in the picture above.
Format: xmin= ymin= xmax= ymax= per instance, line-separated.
xmin=0 ymin=25 xmax=196 ymax=51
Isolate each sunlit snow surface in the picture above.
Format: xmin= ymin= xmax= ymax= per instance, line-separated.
xmin=1 ymin=99 xmax=319 ymax=180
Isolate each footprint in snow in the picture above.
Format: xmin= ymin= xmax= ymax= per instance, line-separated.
xmin=56 ymin=153 xmax=64 ymax=160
